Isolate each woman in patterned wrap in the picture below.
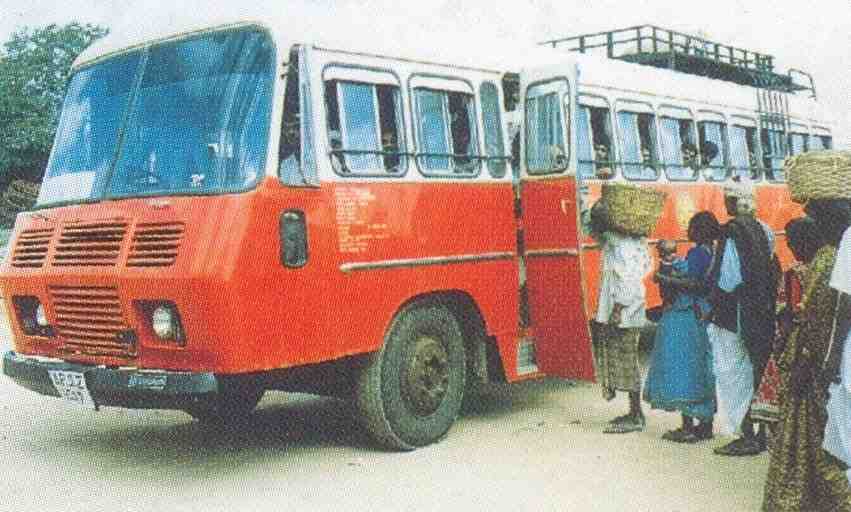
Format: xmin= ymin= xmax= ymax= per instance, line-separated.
xmin=751 ymin=218 xmax=820 ymax=426
xmin=762 ymin=199 xmax=851 ymax=512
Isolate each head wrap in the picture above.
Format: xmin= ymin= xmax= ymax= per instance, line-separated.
xmin=723 ymin=175 xmax=755 ymax=200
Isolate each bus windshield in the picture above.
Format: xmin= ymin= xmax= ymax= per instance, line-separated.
xmin=38 ymin=27 xmax=275 ymax=207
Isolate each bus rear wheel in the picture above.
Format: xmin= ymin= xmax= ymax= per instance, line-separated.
xmin=184 ymin=377 xmax=264 ymax=427
xmin=356 ymin=302 xmax=466 ymax=450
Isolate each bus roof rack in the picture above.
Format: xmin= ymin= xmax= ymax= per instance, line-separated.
xmin=540 ymin=25 xmax=815 ymax=95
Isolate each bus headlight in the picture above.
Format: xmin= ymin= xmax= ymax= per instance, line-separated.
xmin=136 ymin=300 xmax=185 ymax=345
xmin=35 ymin=303 xmax=48 ymax=327
xmin=11 ymin=296 xmax=54 ymax=337
xmin=152 ymin=305 xmax=176 ymax=339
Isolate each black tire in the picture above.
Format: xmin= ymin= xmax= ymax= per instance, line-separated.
xmin=356 ymin=302 xmax=466 ymax=450
xmin=184 ymin=376 xmax=264 ymax=426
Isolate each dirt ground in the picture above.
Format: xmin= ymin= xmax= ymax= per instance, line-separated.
xmin=0 ymin=317 xmax=769 ymax=512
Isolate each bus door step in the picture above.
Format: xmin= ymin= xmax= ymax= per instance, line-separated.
xmin=516 ymin=335 xmax=539 ymax=375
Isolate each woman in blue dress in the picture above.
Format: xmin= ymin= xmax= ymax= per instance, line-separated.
xmin=644 ymin=211 xmax=721 ymax=443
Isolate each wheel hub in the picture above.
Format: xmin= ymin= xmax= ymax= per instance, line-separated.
xmin=401 ymin=335 xmax=450 ymax=416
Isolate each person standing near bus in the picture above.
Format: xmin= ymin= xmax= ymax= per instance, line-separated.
xmin=589 ymin=203 xmax=653 ymax=434
xmin=762 ymin=199 xmax=851 ymax=511
xmin=644 ymin=212 xmax=720 ymax=443
xmin=707 ymin=177 xmax=778 ymax=456
xmin=823 ymin=223 xmax=851 ymax=486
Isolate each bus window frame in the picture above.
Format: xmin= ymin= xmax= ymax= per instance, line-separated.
xmin=696 ymin=110 xmax=730 ymax=182
xmin=760 ymin=127 xmax=787 ymax=183
xmin=788 ymin=123 xmax=809 ymax=156
xmin=810 ymin=126 xmax=833 ymax=150
xmin=523 ymin=77 xmax=571 ymax=176
xmin=576 ymin=93 xmax=616 ymax=181
xmin=729 ymin=115 xmax=761 ymax=181
xmin=614 ymin=99 xmax=659 ymax=182
xmin=479 ymin=80 xmax=511 ymax=179
xmin=408 ymin=73 xmax=483 ymax=179
xmin=657 ymin=104 xmax=699 ymax=182
xmin=321 ymin=63 xmax=409 ymax=179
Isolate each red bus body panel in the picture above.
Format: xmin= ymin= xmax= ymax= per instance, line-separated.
xmin=521 ymin=176 xmax=594 ymax=381
xmin=0 ymin=177 xmax=520 ymax=377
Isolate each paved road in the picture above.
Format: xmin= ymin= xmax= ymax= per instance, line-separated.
xmin=0 ymin=315 xmax=768 ymax=512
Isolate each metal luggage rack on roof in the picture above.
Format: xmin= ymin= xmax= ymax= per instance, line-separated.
xmin=540 ymin=25 xmax=816 ymax=97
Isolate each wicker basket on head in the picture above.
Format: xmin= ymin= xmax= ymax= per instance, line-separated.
xmin=785 ymin=150 xmax=851 ymax=204
xmin=598 ymin=183 xmax=667 ymax=237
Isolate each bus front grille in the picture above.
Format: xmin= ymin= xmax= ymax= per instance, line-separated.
xmin=49 ymin=285 xmax=134 ymax=357
xmin=127 ymin=222 xmax=184 ymax=267
xmin=53 ymin=221 xmax=128 ymax=267
xmin=11 ymin=228 xmax=54 ymax=268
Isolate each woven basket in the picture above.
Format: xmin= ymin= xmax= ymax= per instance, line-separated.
xmin=785 ymin=150 xmax=851 ymax=204
xmin=598 ymin=183 xmax=667 ymax=237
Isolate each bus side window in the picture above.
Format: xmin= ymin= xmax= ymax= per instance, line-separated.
xmin=413 ymin=88 xmax=480 ymax=175
xmin=761 ymin=128 xmax=786 ymax=181
xmin=324 ymin=80 xmax=405 ymax=175
xmin=697 ymin=121 xmax=727 ymax=181
xmin=789 ymin=132 xmax=807 ymax=155
xmin=616 ymin=111 xmax=659 ymax=180
xmin=526 ymin=87 xmax=568 ymax=174
xmin=278 ymin=47 xmax=318 ymax=186
xmin=729 ymin=125 xmax=759 ymax=180
xmin=577 ymin=105 xmax=614 ymax=180
xmin=480 ymin=82 xmax=507 ymax=178
xmin=659 ymin=116 xmax=698 ymax=181
xmin=809 ymin=134 xmax=832 ymax=151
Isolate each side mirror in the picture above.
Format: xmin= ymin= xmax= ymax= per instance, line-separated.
xmin=280 ymin=210 xmax=308 ymax=268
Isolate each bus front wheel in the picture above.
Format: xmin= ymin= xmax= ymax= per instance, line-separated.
xmin=356 ymin=302 xmax=467 ymax=450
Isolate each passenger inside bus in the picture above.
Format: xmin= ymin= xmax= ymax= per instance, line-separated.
xmin=617 ymin=111 xmax=659 ymax=180
xmin=381 ymin=131 xmax=401 ymax=172
xmin=594 ymin=145 xmax=614 ymax=179
xmin=681 ymin=142 xmax=698 ymax=171
xmin=414 ymin=88 xmax=479 ymax=174
xmin=450 ymin=95 xmax=480 ymax=173
xmin=324 ymin=80 xmax=405 ymax=174
xmin=729 ymin=125 xmax=759 ymax=180
xmin=577 ymin=105 xmax=615 ymax=180
xmin=698 ymin=121 xmax=727 ymax=181
xmin=659 ymin=116 xmax=697 ymax=180
xmin=699 ymin=141 xmax=720 ymax=172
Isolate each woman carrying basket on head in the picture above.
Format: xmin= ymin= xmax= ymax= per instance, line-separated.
xmin=586 ymin=184 xmax=663 ymax=434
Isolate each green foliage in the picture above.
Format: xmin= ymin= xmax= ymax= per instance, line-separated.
xmin=0 ymin=23 xmax=108 ymax=182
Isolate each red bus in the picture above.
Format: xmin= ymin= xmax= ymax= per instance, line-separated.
xmin=0 ymin=18 xmax=832 ymax=450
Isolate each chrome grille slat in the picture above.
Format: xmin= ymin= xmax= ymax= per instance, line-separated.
xmin=49 ymin=285 xmax=132 ymax=358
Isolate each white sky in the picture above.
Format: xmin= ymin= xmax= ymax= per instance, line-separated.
xmin=1 ymin=0 xmax=849 ymax=148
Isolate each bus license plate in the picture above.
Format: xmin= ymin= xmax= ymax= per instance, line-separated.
xmin=48 ymin=370 xmax=96 ymax=409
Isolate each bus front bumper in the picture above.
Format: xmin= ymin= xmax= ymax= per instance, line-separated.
xmin=2 ymin=351 xmax=218 ymax=410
